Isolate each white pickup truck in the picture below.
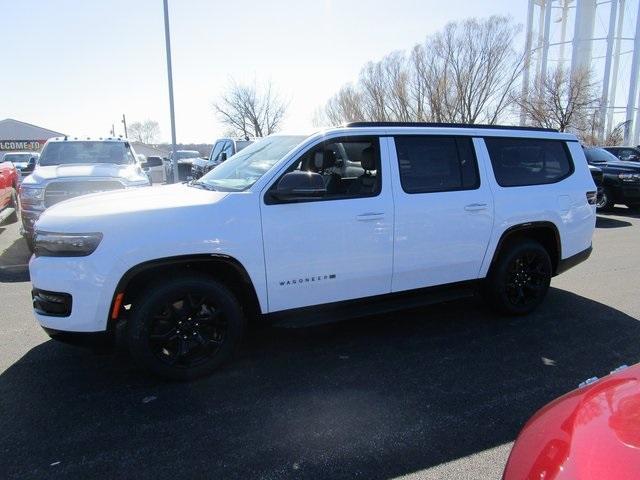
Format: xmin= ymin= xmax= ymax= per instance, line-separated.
xmin=29 ymin=123 xmax=596 ymax=379
xmin=19 ymin=137 xmax=150 ymax=249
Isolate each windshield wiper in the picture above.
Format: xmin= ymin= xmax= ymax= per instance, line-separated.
xmin=189 ymin=180 xmax=217 ymax=191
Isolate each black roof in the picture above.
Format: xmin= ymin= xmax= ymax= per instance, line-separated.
xmin=343 ymin=122 xmax=558 ymax=132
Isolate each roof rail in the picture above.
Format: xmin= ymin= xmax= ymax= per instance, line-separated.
xmin=342 ymin=122 xmax=558 ymax=133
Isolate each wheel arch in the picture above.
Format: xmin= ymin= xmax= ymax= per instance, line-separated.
xmin=488 ymin=221 xmax=562 ymax=276
xmin=110 ymin=254 xmax=262 ymax=323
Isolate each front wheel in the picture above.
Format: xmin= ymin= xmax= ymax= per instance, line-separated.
xmin=127 ymin=274 xmax=246 ymax=380
xmin=7 ymin=189 xmax=18 ymax=223
xmin=483 ymin=240 xmax=552 ymax=316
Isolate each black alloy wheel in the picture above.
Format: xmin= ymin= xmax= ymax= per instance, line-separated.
xmin=149 ymin=293 xmax=228 ymax=369
xmin=484 ymin=240 xmax=552 ymax=315
xmin=128 ymin=274 xmax=245 ymax=380
xmin=504 ymin=252 xmax=549 ymax=308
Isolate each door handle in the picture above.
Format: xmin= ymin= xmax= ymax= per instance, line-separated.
xmin=464 ymin=203 xmax=488 ymax=212
xmin=356 ymin=212 xmax=385 ymax=221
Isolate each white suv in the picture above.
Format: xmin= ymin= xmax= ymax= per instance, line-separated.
xmin=29 ymin=123 xmax=596 ymax=379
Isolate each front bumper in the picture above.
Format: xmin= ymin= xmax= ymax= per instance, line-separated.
xmin=29 ymin=254 xmax=119 ymax=333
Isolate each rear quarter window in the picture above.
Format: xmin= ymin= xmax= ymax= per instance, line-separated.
xmin=485 ymin=138 xmax=573 ymax=187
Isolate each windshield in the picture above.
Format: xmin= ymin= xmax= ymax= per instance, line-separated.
xmin=3 ymin=153 xmax=33 ymax=164
xmin=176 ymin=151 xmax=200 ymax=160
xmin=585 ymin=148 xmax=617 ymax=164
xmin=197 ymin=135 xmax=306 ymax=192
xmin=39 ymin=141 xmax=134 ymax=166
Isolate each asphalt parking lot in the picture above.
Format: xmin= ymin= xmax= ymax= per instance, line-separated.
xmin=1 ymin=210 xmax=639 ymax=480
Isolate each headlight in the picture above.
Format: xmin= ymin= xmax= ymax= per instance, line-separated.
xmin=34 ymin=231 xmax=103 ymax=257
xmin=19 ymin=186 xmax=44 ymax=201
xmin=618 ymin=173 xmax=640 ymax=181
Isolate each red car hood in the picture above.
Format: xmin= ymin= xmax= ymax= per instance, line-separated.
xmin=504 ymin=363 xmax=640 ymax=480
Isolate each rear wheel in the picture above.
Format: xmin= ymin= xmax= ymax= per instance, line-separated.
xmin=127 ymin=274 xmax=246 ymax=380
xmin=484 ymin=240 xmax=552 ymax=316
xmin=596 ymin=187 xmax=614 ymax=211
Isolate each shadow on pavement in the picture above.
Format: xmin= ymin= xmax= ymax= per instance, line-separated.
xmin=0 ymin=234 xmax=30 ymax=283
xmin=1 ymin=288 xmax=639 ymax=479
xmin=596 ymin=215 xmax=632 ymax=229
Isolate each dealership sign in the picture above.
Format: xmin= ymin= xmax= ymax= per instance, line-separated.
xmin=0 ymin=140 xmax=46 ymax=151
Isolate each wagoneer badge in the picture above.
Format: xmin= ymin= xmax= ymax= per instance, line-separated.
xmin=279 ymin=274 xmax=336 ymax=286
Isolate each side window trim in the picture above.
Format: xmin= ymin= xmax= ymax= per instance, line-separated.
xmin=264 ymin=135 xmax=383 ymax=205
xmin=393 ymin=135 xmax=481 ymax=195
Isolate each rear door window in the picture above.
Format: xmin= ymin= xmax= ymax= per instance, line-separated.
xmin=484 ymin=138 xmax=573 ymax=187
xmin=394 ymin=136 xmax=479 ymax=193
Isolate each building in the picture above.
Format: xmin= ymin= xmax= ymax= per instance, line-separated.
xmin=0 ymin=118 xmax=65 ymax=153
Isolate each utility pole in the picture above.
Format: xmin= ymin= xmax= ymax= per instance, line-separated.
xmin=163 ymin=0 xmax=178 ymax=183
xmin=110 ymin=124 xmax=115 ymax=137
xmin=121 ymin=114 xmax=128 ymax=138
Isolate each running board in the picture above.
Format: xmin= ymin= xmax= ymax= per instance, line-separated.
xmin=267 ymin=280 xmax=480 ymax=328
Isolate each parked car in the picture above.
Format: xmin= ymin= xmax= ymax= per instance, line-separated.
xmin=583 ymin=146 xmax=640 ymax=211
xmin=588 ymin=164 xmax=604 ymax=205
xmin=29 ymin=123 xmax=596 ymax=379
xmin=604 ymin=145 xmax=640 ymax=162
xmin=2 ymin=151 xmax=39 ymax=174
xmin=19 ymin=137 xmax=150 ymax=249
xmin=0 ymin=160 xmax=19 ymax=224
xmin=167 ymin=150 xmax=202 ymax=182
xmin=142 ymin=155 xmax=166 ymax=184
xmin=503 ymin=363 xmax=640 ymax=480
xmin=191 ymin=138 xmax=253 ymax=179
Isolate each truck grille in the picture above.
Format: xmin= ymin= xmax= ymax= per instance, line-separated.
xmin=44 ymin=181 xmax=125 ymax=208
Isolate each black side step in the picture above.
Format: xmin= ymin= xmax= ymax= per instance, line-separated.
xmin=267 ymin=280 xmax=480 ymax=328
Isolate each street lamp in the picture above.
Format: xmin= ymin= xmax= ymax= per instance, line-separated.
xmin=163 ymin=0 xmax=178 ymax=183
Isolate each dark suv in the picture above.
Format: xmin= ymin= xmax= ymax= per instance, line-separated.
xmin=604 ymin=146 xmax=640 ymax=162
xmin=584 ymin=146 xmax=640 ymax=211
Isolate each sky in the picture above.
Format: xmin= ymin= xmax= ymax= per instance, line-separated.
xmin=1 ymin=0 xmax=529 ymax=143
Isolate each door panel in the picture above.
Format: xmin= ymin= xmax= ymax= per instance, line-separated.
xmin=388 ymin=136 xmax=494 ymax=292
xmin=260 ymin=137 xmax=394 ymax=312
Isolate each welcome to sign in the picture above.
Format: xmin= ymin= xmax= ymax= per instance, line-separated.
xmin=0 ymin=140 xmax=46 ymax=151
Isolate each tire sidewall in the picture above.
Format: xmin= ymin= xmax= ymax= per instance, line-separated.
xmin=128 ymin=275 xmax=246 ymax=380
xmin=487 ymin=240 xmax=552 ymax=316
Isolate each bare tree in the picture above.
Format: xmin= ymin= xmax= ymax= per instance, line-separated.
xmin=515 ymin=67 xmax=600 ymax=135
xmin=128 ymin=120 xmax=160 ymax=144
xmin=604 ymin=121 xmax=631 ymax=146
xmin=320 ymin=16 xmax=523 ymax=125
xmin=214 ymin=79 xmax=288 ymax=138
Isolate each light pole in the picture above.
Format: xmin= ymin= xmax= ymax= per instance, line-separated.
xmin=121 ymin=113 xmax=128 ymax=138
xmin=163 ymin=0 xmax=178 ymax=183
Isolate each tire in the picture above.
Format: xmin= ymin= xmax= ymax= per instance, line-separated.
xmin=7 ymin=188 xmax=18 ymax=223
xmin=596 ymin=187 xmax=614 ymax=211
xmin=127 ymin=273 xmax=246 ymax=380
xmin=25 ymin=235 xmax=35 ymax=253
xmin=483 ymin=240 xmax=552 ymax=316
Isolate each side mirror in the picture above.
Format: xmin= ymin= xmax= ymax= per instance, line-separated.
xmin=273 ymin=171 xmax=326 ymax=201
xmin=219 ymin=152 xmax=227 ymax=162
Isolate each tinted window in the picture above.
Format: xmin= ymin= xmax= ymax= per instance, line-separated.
xmin=39 ymin=141 xmax=133 ymax=166
xmin=394 ymin=136 xmax=479 ymax=193
xmin=268 ymin=136 xmax=381 ymax=202
xmin=584 ymin=148 xmax=618 ymax=164
xmin=485 ymin=138 xmax=573 ymax=187
xmin=209 ymin=141 xmax=224 ymax=162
